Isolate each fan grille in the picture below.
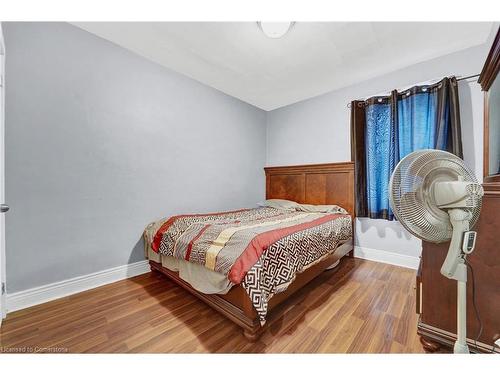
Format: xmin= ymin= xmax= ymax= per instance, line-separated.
xmin=389 ymin=149 xmax=482 ymax=243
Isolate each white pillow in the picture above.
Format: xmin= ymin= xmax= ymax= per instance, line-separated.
xmin=257 ymin=199 xmax=300 ymax=211
xmin=297 ymin=204 xmax=347 ymax=214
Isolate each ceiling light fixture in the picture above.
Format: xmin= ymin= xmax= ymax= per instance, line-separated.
xmin=257 ymin=22 xmax=294 ymax=39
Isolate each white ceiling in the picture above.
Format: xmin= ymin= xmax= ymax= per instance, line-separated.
xmin=73 ymin=22 xmax=493 ymax=111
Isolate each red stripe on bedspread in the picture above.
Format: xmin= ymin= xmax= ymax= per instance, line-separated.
xmin=228 ymin=213 xmax=346 ymax=284
xmin=151 ymin=208 xmax=250 ymax=253
xmin=185 ymin=224 xmax=210 ymax=261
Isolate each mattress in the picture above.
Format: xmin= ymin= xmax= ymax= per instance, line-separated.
xmin=145 ymin=237 xmax=352 ymax=295
xmin=145 ymin=242 xmax=233 ymax=294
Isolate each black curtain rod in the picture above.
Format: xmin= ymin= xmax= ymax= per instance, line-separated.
xmin=456 ymin=73 xmax=480 ymax=81
xmin=347 ymin=74 xmax=481 ymax=107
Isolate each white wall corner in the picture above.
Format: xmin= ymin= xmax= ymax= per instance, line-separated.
xmin=6 ymin=260 xmax=150 ymax=313
xmin=354 ymin=246 xmax=420 ymax=270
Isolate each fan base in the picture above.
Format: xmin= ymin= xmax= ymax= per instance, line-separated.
xmin=454 ymin=341 xmax=470 ymax=354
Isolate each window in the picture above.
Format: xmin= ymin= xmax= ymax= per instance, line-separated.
xmin=351 ymin=77 xmax=463 ymax=220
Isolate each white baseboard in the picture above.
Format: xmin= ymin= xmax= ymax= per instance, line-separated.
xmin=6 ymin=260 xmax=150 ymax=313
xmin=354 ymin=246 xmax=420 ymax=270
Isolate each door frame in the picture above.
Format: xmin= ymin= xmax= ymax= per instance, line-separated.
xmin=0 ymin=22 xmax=6 ymax=323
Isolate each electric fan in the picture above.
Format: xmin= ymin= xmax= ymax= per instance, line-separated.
xmin=389 ymin=149 xmax=484 ymax=354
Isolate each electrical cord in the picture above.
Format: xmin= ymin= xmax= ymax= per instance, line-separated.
xmin=465 ymin=258 xmax=483 ymax=353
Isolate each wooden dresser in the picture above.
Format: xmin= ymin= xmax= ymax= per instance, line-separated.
xmin=416 ymin=27 xmax=500 ymax=353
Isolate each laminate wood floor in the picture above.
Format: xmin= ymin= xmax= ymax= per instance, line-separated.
xmin=0 ymin=258 xmax=425 ymax=353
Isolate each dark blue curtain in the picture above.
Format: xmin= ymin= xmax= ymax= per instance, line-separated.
xmin=357 ymin=77 xmax=463 ymax=220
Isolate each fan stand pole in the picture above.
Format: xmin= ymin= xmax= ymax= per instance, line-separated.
xmin=444 ymin=210 xmax=471 ymax=354
xmin=454 ymin=263 xmax=470 ymax=354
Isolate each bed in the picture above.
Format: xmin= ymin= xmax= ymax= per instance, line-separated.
xmin=144 ymin=162 xmax=355 ymax=341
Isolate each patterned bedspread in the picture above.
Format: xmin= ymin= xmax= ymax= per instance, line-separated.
xmin=150 ymin=207 xmax=352 ymax=323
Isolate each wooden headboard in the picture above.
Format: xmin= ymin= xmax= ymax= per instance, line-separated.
xmin=264 ymin=162 xmax=355 ymax=217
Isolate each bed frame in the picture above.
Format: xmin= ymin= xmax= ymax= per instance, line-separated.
xmin=149 ymin=162 xmax=355 ymax=341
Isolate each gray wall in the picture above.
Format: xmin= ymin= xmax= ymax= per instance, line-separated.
xmin=3 ymin=22 xmax=266 ymax=293
xmin=266 ymin=44 xmax=489 ymax=259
